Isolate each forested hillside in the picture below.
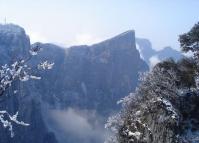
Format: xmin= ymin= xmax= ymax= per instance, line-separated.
xmin=106 ymin=22 xmax=199 ymax=143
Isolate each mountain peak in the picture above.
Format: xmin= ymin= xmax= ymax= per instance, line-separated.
xmin=93 ymin=30 xmax=136 ymax=50
xmin=0 ymin=24 xmax=30 ymax=63
xmin=116 ymin=30 xmax=135 ymax=37
xmin=111 ymin=30 xmax=135 ymax=40
xmin=0 ymin=24 xmax=26 ymax=35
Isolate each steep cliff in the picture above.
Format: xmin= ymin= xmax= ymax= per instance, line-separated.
xmin=0 ymin=24 xmax=58 ymax=143
xmin=0 ymin=24 xmax=148 ymax=143
xmin=33 ymin=30 xmax=148 ymax=115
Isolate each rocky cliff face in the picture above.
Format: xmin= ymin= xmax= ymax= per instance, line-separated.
xmin=0 ymin=24 xmax=148 ymax=143
xmin=0 ymin=24 xmax=30 ymax=64
xmin=34 ymin=30 xmax=148 ymax=115
xmin=0 ymin=24 xmax=58 ymax=143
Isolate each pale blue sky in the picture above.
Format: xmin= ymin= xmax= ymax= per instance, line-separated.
xmin=0 ymin=0 xmax=199 ymax=50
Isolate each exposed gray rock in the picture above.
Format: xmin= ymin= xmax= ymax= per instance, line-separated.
xmin=0 ymin=25 xmax=148 ymax=143
xmin=0 ymin=24 xmax=30 ymax=64
xmin=0 ymin=24 xmax=58 ymax=143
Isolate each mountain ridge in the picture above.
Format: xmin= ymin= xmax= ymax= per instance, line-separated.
xmin=0 ymin=24 xmax=148 ymax=143
xmin=136 ymin=38 xmax=183 ymax=66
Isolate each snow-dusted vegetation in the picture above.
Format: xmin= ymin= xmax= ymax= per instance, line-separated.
xmin=0 ymin=43 xmax=54 ymax=137
xmin=105 ymin=22 xmax=199 ymax=143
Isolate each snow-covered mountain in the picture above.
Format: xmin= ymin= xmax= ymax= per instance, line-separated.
xmin=0 ymin=24 xmax=148 ymax=143
xmin=0 ymin=24 xmax=189 ymax=143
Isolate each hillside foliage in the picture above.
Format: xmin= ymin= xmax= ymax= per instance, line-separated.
xmin=106 ymin=22 xmax=199 ymax=143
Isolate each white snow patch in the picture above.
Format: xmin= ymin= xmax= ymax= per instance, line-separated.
xmin=128 ymin=131 xmax=141 ymax=140
xmin=135 ymin=110 xmax=141 ymax=116
xmin=30 ymin=75 xmax=41 ymax=80
xmin=157 ymin=97 xmax=179 ymax=120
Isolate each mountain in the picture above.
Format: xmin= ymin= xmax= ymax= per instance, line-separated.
xmin=136 ymin=38 xmax=183 ymax=66
xmin=135 ymin=38 xmax=156 ymax=62
xmin=0 ymin=24 xmax=58 ymax=143
xmin=33 ymin=30 xmax=148 ymax=114
xmin=0 ymin=24 xmax=30 ymax=64
xmin=156 ymin=46 xmax=183 ymax=60
xmin=0 ymin=24 xmax=148 ymax=143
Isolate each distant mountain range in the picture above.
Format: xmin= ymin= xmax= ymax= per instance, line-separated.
xmin=136 ymin=38 xmax=183 ymax=66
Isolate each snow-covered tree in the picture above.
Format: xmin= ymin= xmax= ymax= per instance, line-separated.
xmin=179 ymin=22 xmax=199 ymax=89
xmin=105 ymin=62 xmax=181 ymax=142
xmin=0 ymin=43 xmax=54 ymax=137
xmin=179 ymin=22 xmax=199 ymax=54
xmin=106 ymin=22 xmax=199 ymax=143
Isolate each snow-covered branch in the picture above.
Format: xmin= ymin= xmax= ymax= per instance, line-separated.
xmin=0 ymin=111 xmax=29 ymax=137
xmin=0 ymin=43 xmax=54 ymax=137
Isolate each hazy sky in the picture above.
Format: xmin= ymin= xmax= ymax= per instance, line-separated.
xmin=0 ymin=0 xmax=198 ymax=50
